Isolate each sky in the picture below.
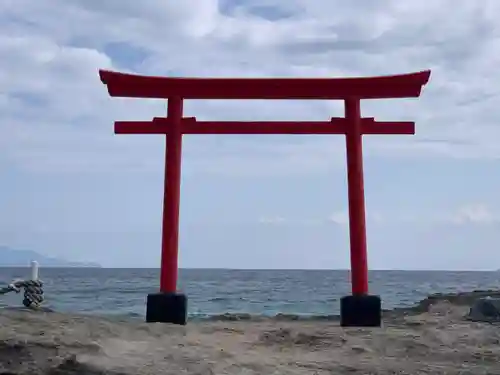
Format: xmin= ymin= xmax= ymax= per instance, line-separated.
xmin=1 ymin=1 xmax=500 ymax=270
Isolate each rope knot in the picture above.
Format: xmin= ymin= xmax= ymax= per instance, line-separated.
xmin=21 ymin=280 xmax=44 ymax=309
xmin=1 ymin=279 xmax=44 ymax=309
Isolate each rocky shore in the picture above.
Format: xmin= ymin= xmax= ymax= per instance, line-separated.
xmin=1 ymin=290 xmax=500 ymax=374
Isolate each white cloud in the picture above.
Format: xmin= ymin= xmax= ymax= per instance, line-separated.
xmin=275 ymin=204 xmax=500 ymax=227
xmin=257 ymin=210 xmax=384 ymax=227
xmin=258 ymin=216 xmax=287 ymax=225
xmin=328 ymin=211 xmax=349 ymax=226
xmin=443 ymin=204 xmax=499 ymax=225
xmin=258 ymin=216 xmax=327 ymax=227
xmin=1 ymin=1 xmax=500 ymax=177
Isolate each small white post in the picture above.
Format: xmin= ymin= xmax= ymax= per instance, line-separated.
xmin=30 ymin=260 xmax=39 ymax=281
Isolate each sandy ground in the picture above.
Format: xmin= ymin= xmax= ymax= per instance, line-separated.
xmin=1 ymin=292 xmax=500 ymax=374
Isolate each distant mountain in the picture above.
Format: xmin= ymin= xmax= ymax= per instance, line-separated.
xmin=0 ymin=246 xmax=101 ymax=268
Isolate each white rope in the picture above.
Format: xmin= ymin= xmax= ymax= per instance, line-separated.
xmin=0 ymin=279 xmax=44 ymax=309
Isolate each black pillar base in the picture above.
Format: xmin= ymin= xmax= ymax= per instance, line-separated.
xmin=146 ymin=292 xmax=188 ymax=325
xmin=340 ymin=294 xmax=381 ymax=327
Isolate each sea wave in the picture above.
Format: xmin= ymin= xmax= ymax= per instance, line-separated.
xmin=106 ymin=289 xmax=500 ymax=322
xmin=193 ymin=289 xmax=500 ymax=322
xmin=3 ymin=289 xmax=497 ymax=323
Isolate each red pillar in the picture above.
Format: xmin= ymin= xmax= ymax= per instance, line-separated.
xmin=160 ymin=96 xmax=183 ymax=293
xmin=344 ymin=98 xmax=369 ymax=295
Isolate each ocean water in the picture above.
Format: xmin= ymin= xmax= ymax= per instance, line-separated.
xmin=1 ymin=268 xmax=499 ymax=319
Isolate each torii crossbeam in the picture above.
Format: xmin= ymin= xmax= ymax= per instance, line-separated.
xmin=100 ymin=69 xmax=431 ymax=327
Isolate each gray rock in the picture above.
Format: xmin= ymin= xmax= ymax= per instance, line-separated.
xmin=467 ymin=296 xmax=500 ymax=322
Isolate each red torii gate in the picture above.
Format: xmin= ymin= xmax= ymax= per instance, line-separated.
xmin=99 ymin=69 xmax=431 ymax=326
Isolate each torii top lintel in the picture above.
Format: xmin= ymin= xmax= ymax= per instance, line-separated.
xmin=99 ymin=70 xmax=431 ymax=100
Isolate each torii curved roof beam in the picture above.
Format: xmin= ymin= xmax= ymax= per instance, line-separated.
xmin=99 ymin=69 xmax=431 ymax=100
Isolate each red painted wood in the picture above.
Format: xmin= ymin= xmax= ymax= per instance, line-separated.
xmin=114 ymin=118 xmax=415 ymax=135
xmin=344 ymin=98 xmax=369 ymax=295
xmin=100 ymin=69 xmax=431 ymax=100
xmin=161 ymin=97 xmax=183 ymax=293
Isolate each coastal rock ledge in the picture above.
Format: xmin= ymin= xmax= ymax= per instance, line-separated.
xmin=1 ymin=290 xmax=500 ymax=375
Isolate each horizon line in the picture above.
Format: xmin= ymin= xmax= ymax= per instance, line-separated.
xmin=0 ymin=266 xmax=497 ymax=272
